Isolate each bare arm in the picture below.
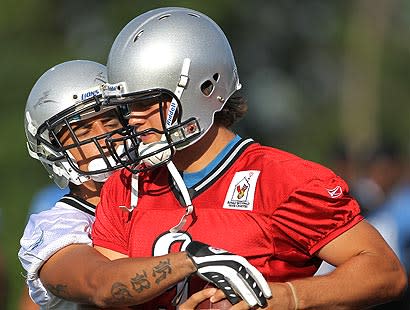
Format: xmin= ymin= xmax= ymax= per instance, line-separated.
xmin=292 ymin=220 xmax=407 ymax=309
xmin=39 ymin=244 xmax=196 ymax=307
xmin=231 ymin=220 xmax=407 ymax=309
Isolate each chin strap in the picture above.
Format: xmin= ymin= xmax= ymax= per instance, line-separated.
xmin=167 ymin=59 xmax=194 ymax=232
xmin=166 ymin=57 xmax=191 ymax=127
xmin=120 ymin=59 xmax=192 ymax=216
xmin=122 ymin=162 xmax=193 ymax=229
xmin=120 ymin=172 xmax=139 ymax=212
xmin=131 ymin=173 xmax=139 ymax=209
xmin=167 ymin=161 xmax=194 ymax=233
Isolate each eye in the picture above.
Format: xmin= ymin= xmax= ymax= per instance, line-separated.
xmin=74 ymin=124 xmax=92 ymax=137
xmin=104 ymin=119 xmax=121 ymax=129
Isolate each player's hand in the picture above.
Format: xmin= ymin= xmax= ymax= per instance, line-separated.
xmin=179 ymin=287 xmax=218 ymax=310
xmin=186 ymin=241 xmax=272 ymax=307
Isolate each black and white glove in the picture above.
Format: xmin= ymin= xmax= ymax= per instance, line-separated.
xmin=186 ymin=241 xmax=272 ymax=307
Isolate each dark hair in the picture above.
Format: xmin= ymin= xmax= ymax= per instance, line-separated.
xmin=214 ymin=93 xmax=248 ymax=128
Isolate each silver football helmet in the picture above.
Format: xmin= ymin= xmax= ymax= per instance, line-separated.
xmin=103 ymin=7 xmax=241 ymax=172
xmin=24 ymin=60 xmax=127 ymax=188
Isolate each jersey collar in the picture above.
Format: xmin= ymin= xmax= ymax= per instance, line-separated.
xmin=59 ymin=194 xmax=96 ymax=216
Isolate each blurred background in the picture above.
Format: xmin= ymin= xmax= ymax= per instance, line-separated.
xmin=2 ymin=0 xmax=410 ymax=309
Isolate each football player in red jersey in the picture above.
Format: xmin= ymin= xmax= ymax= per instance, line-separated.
xmin=93 ymin=6 xmax=407 ymax=310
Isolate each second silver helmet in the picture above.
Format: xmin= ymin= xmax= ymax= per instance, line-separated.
xmin=25 ymin=60 xmax=125 ymax=188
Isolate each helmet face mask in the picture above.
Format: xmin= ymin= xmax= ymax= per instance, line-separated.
xmin=104 ymin=88 xmax=201 ymax=173
xmin=36 ymin=98 xmax=126 ymax=177
xmin=25 ymin=60 xmax=127 ymax=188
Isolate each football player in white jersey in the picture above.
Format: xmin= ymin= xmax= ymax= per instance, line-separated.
xmin=18 ymin=60 xmax=271 ymax=309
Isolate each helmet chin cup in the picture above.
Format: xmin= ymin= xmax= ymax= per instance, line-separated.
xmin=87 ymin=156 xmax=116 ymax=182
xmin=90 ymin=171 xmax=113 ymax=183
xmin=139 ymin=135 xmax=172 ymax=168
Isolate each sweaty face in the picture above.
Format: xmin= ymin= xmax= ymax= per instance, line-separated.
xmin=57 ymin=109 xmax=122 ymax=172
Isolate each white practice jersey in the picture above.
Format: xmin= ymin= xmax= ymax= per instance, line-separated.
xmin=18 ymin=194 xmax=96 ymax=309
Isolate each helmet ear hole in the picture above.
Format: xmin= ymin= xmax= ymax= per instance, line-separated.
xmin=213 ymin=73 xmax=220 ymax=82
xmin=200 ymin=80 xmax=214 ymax=97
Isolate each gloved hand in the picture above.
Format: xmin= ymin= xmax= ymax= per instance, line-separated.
xmin=186 ymin=241 xmax=272 ymax=307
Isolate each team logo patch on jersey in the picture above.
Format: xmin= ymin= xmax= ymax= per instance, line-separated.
xmin=327 ymin=185 xmax=343 ymax=198
xmin=223 ymin=170 xmax=260 ymax=210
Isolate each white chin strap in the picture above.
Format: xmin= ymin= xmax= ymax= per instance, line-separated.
xmin=138 ymin=58 xmax=191 ymax=168
xmin=167 ymin=161 xmax=194 ymax=233
xmin=167 ymin=58 xmax=194 ymax=232
xmin=124 ymin=58 xmax=195 ymax=226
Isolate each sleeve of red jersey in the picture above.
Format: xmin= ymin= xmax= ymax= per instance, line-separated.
xmin=273 ymin=174 xmax=363 ymax=256
xmin=92 ymin=174 xmax=130 ymax=255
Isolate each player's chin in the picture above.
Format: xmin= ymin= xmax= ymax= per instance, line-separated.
xmin=140 ymin=132 xmax=161 ymax=144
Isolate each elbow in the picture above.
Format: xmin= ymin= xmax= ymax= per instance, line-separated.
xmin=87 ymin=288 xmax=122 ymax=308
xmin=82 ymin=283 xmax=110 ymax=308
xmin=85 ymin=281 xmax=128 ymax=308
xmin=82 ymin=269 xmax=121 ymax=308
xmin=89 ymin=295 xmax=113 ymax=309
xmin=391 ymin=264 xmax=408 ymax=300
xmin=382 ymin=260 xmax=408 ymax=302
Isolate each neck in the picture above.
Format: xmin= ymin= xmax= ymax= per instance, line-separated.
xmin=173 ymin=124 xmax=235 ymax=173
xmin=69 ymin=180 xmax=103 ymax=206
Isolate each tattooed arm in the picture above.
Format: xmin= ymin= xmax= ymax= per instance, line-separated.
xmin=39 ymin=244 xmax=196 ymax=307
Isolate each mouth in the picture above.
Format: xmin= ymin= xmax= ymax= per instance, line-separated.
xmin=139 ymin=132 xmax=160 ymax=144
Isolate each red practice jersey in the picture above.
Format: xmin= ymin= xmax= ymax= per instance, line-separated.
xmin=93 ymin=138 xmax=363 ymax=309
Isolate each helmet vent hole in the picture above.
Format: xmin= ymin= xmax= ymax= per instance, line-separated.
xmin=187 ymin=13 xmax=200 ymax=18
xmin=158 ymin=14 xmax=171 ymax=21
xmin=133 ymin=30 xmax=144 ymax=42
xmin=213 ymin=73 xmax=220 ymax=82
xmin=200 ymin=80 xmax=214 ymax=97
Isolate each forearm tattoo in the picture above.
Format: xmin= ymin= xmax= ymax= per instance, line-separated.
xmin=109 ymin=258 xmax=174 ymax=302
xmin=153 ymin=258 xmax=171 ymax=285
xmin=111 ymin=282 xmax=133 ymax=303
xmin=131 ymin=270 xmax=151 ymax=293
